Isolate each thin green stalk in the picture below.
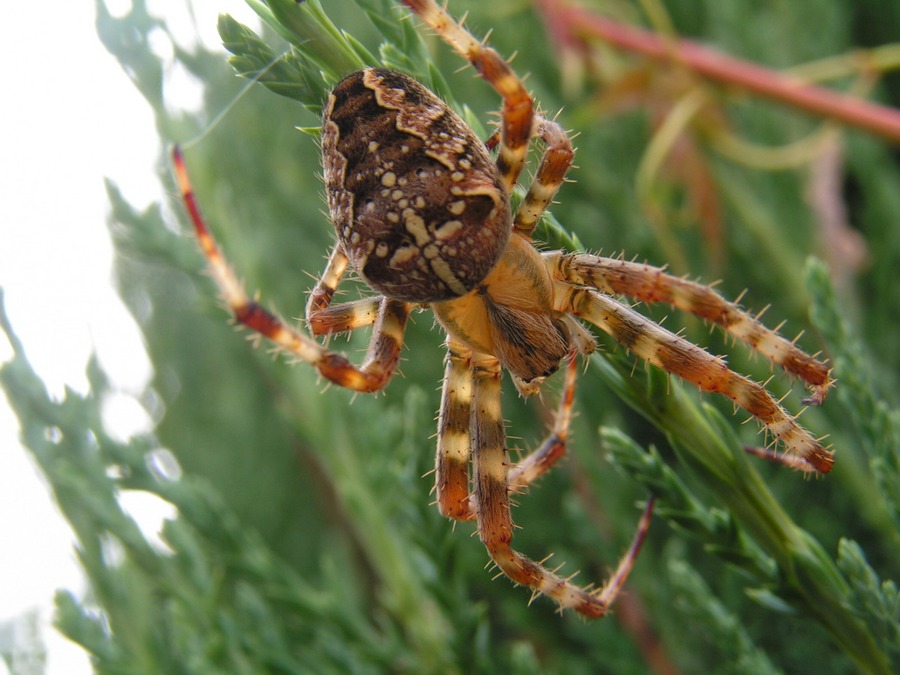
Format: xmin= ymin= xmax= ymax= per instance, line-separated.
xmin=590 ymin=351 xmax=891 ymax=674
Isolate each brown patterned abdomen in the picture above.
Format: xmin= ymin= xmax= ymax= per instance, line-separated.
xmin=322 ymin=68 xmax=510 ymax=302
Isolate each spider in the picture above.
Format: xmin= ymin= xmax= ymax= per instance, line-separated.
xmin=172 ymin=0 xmax=834 ymax=618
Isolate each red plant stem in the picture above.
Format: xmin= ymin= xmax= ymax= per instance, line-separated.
xmin=551 ymin=3 xmax=900 ymax=144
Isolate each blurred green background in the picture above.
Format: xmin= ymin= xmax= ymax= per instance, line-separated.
xmin=2 ymin=0 xmax=898 ymax=672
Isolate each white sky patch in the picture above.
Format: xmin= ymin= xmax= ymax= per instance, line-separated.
xmin=0 ymin=1 xmax=260 ymax=672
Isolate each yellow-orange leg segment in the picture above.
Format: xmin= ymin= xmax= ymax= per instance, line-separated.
xmin=556 ymin=283 xmax=833 ymax=473
xmin=172 ymin=146 xmax=410 ymax=393
xmin=400 ymin=0 xmax=534 ymax=191
xmin=304 ymin=245 xmax=387 ymax=336
xmin=436 ymin=348 xmax=581 ymax=521
xmin=743 ymin=444 xmax=818 ymax=471
xmin=306 ymin=245 xmax=350 ymax=317
xmin=471 ymin=353 xmax=653 ymax=617
xmin=513 ymin=117 xmax=576 ymax=238
xmin=436 ymin=339 xmax=475 ymax=520
xmin=508 ymin=352 xmax=578 ymax=489
xmin=547 ymin=252 xmax=833 ymax=404
xmin=308 ymin=297 xmax=382 ymax=336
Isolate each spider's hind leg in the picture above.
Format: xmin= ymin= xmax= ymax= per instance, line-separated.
xmin=173 ymin=147 xmax=410 ymax=393
xmin=513 ymin=116 xmax=575 ymax=239
xmin=400 ymin=0 xmax=533 ymax=190
xmin=306 ymin=245 xmax=384 ymax=336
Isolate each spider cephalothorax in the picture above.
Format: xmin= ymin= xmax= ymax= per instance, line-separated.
xmin=173 ymin=0 xmax=833 ymax=618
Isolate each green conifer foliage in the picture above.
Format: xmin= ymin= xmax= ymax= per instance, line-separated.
xmin=3 ymin=1 xmax=898 ymax=672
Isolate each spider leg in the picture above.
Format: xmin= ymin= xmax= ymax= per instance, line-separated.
xmin=400 ymin=0 xmax=534 ymax=190
xmin=436 ymin=347 xmax=580 ymax=520
xmin=508 ymin=352 xmax=578 ymax=490
xmin=513 ymin=116 xmax=575 ymax=239
xmin=546 ymin=252 xmax=833 ymax=404
xmin=554 ymin=282 xmax=834 ymax=473
xmin=436 ymin=339 xmax=475 ymax=520
xmin=306 ymin=246 xmax=383 ymax=336
xmin=173 ymin=147 xmax=410 ymax=393
xmin=308 ymin=297 xmax=382 ymax=336
xmin=471 ymin=352 xmax=653 ymax=617
xmin=306 ymin=243 xmax=350 ymax=316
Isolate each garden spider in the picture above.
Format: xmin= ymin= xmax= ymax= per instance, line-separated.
xmin=173 ymin=0 xmax=834 ymax=618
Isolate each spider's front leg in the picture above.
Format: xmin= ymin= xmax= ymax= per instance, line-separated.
xmin=553 ymin=282 xmax=834 ymax=473
xmin=173 ymin=147 xmax=411 ymax=393
xmin=435 ymin=341 xmax=581 ymax=520
xmin=546 ymin=252 xmax=833 ymax=404
xmin=470 ymin=352 xmax=654 ymax=617
xmin=434 ymin=340 xmax=476 ymax=520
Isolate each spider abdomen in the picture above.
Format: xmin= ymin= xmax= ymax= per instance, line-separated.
xmin=322 ymin=68 xmax=510 ymax=302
